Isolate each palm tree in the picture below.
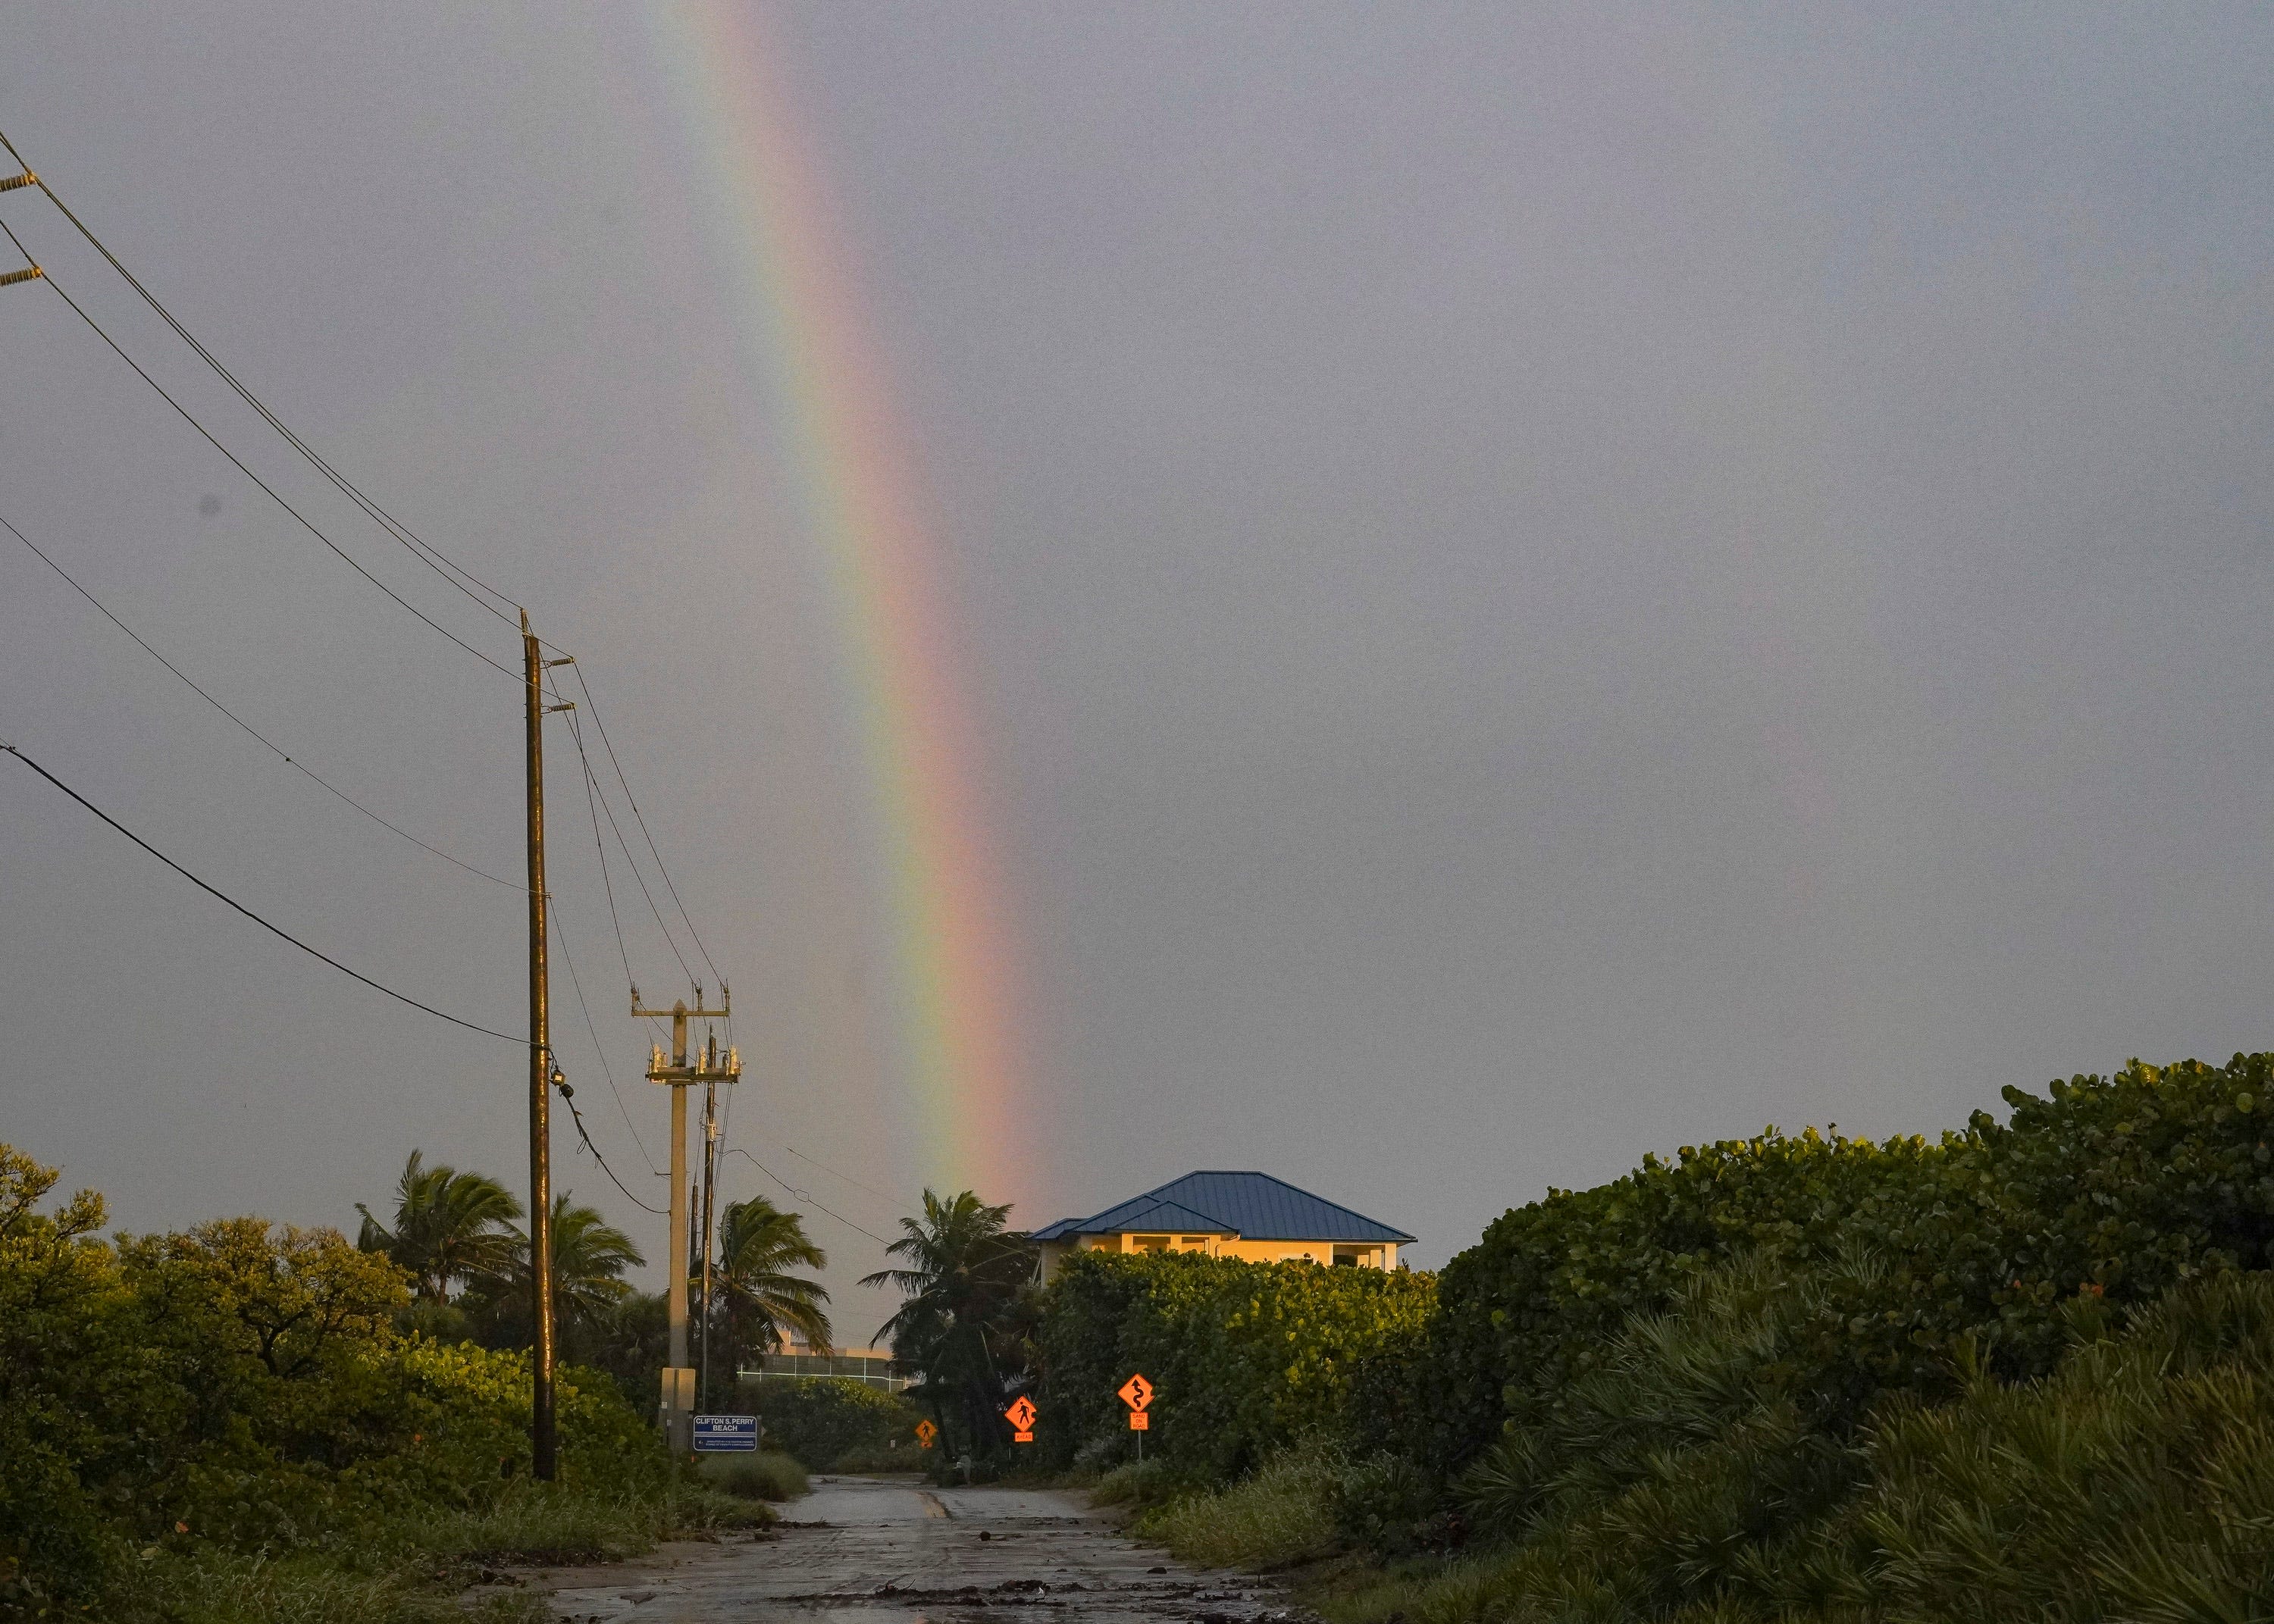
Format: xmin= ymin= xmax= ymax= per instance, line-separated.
xmin=714 ymin=1197 xmax=832 ymax=1375
xmin=355 ymin=1150 xmax=522 ymax=1303
xmin=860 ymin=1189 xmax=1035 ymax=1459
xmin=496 ymin=1193 xmax=644 ymax=1361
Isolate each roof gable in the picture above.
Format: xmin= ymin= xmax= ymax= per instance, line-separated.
xmin=1035 ymin=1170 xmax=1414 ymax=1245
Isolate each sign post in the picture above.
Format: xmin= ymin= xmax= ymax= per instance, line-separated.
xmin=1004 ymin=1394 xmax=1037 ymax=1444
xmin=691 ymin=1414 xmax=759 ymax=1453
xmin=1118 ymin=1372 xmax=1154 ymax=1460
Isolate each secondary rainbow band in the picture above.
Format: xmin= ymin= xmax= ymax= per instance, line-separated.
xmin=652 ymin=4 xmax=1025 ymax=1197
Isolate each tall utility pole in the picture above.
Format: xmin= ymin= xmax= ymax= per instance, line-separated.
xmin=699 ymin=1034 xmax=720 ymax=1413
xmin=523 ymin=613 xmax=556 ymax=1482
xmin=636 ymin=989 xmax=736 ymax=1453
xmin=524 ymin=615 xmax=574 ymax=1481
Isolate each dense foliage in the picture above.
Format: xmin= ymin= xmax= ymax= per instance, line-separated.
xmin=1113 ymin=1054 xmax=2274 ymax=1622
xmin=1035 ymin=1250 xmax=1436 ymax=1478
xmin=1314 ymin=1264 xmax=2274 ymax=1623
xmin=743 ymin=1375 xmax=922 ymax=1469
xmin=0 ymin=1144 xmax=685 ymax=1620
xmin=1422 ymin=1053 xmax=2274 ymax=1479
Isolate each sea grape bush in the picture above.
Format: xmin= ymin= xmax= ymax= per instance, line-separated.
xmin=0 ymin=1143 xmax=664 ymax=1614
xmin=1424 ymin=1053 xmax=2274 ymax=1478
xmin=1035 ymin=1250 xmax=1436 ymax=1479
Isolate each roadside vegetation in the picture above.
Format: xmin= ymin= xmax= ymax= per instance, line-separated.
xmin=0 ymin=1144 xmax=781 ymax=1622
xmin=1062 ymin=1053 xmax=2274 ymax=1621
xmin=695 ymin=1452 xmax=811 ymax=1503
xmin=23 ymin=1050 xmax=2274 ymax=1619
xmin=745 ymin=1376 xmax=926 ymax=1472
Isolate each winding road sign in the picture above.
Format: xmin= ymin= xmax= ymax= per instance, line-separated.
xmin=1004 ymin=1394 xmax=1038 ymax=1443
xmin=1118 ymin=1373 xmax=1154 ymax=1412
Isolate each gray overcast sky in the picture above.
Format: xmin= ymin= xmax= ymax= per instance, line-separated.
xmin=3 ymin=4 xmax=2272 ymax=1321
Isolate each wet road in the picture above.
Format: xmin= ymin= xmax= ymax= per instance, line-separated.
xmin=540 ymin=1475 xmax=1299 ymax=1624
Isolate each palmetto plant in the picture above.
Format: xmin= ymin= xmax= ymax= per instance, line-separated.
xmin=860 ymin=1188 xmax=1035 ymax=1459
xmin=354 ymin=1150 xmax=522 ymax=1303
xmin=714 ymin=1196 xmax=832 ymax=1358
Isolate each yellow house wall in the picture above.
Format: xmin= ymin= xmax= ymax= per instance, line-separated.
xmin=1040 ymin=1231 xmax=1401 ymax=1280
xmin=1217 ymin=1238 xmax=1397 ymax=1269
xmin=1091 ymin=1234 xmax=1398 ymax=1268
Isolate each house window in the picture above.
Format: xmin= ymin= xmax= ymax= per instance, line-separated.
xmin=1132 ymin=1234 xmax=1170 ymax=1253
xmin=1333 ymin=1246 xmax=1370 ymax=1268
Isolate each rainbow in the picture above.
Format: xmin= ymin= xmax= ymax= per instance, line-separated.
xmin=649 ymin=5 xmax=1026 ymax=1200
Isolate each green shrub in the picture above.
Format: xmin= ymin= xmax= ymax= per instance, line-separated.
xmin=1035 ymin=1251 xmax=1436 ymax=1480
xmin=1328 ymin=1266 xmax=2274 ymax=1623
xmin=742 ymin=1375 xmax=923 ymax=1468
xmin=696 ymin=1451 xmax=810 ymax=1501
xmin=1091 ymin=1457 xmax=1195 ymax=1509
xmin=1427 ymin=1055 xmax=2274 ymax=1480
xmin=0 ymin=1142 xmax=689 ymax=1619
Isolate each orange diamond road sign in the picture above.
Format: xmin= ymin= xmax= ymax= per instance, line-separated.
xmin=1118 ymin=1373 xmax=1154 ymax=1412
xmin=1004 ymin=1395 xmax=1038 ymax=1443
xmin=914 ymin=1419 xmax=938 ymax=1448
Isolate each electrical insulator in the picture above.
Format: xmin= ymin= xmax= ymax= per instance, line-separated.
xmin=0 ymin=265 xmax=42 ymax=289
xmin=0 ymin=172 xmax=33 ymax=193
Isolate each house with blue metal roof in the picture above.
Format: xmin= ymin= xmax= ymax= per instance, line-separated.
xmin=1029 ymin=1171 xmax=1414 ymax=1280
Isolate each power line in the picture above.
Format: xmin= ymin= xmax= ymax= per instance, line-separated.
xmin=785 ymin=1144 xmax=910 ymax=1214
xmin=568 ymin=705 xmax=659 ymax=1025
xmin=0 ymin=213 xmax=517 ymax=683
xmin=567 ymin=665 xmax=722 ymax=985
xmin=550 ymin=1050 xmax=667 ymax=1216
xmin=0 ymin=136 xmax=747 ymax=1110
xmin=0 ymin=127 xmax=524 ymax=628
xmin=0 ymin=508 xmax=522 ymax=890
xmin=724 ymin=1147 xmax=894 ymax=1247
xmin=550 ymin=893 xmax=662 ymax=1175
xmin=2 ymin=741 xmax=518 ymax=1042
xmin=565 ymin=708 xmax=695 ymax=989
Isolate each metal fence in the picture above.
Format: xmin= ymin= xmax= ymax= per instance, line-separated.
xmin=738 ymin=1351 xmax=909 ymax=1391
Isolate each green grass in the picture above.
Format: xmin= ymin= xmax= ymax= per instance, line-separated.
xmin=1091 ymin=1457 xmax=1189 ymax=1510
xmin=136 ymin=1550 xmax=549 ymax=1624
xmin=695 ymin=1450 xmax=811 ymax=1502
xmin=1133 ymin=1444 xmax=1345 ymax=1571
xmin=88 ymin=1477 xmax=771 ymax=1624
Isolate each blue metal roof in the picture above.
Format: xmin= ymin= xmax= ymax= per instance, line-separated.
xmin=1028 ymin=1171 xmax=1414 ymax=1245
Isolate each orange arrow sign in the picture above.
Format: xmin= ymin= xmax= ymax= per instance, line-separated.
xmin=1004 ymin=1394 xmax=1038 ymax=1442
xmin=914 ymin=1419 xmax=938 ymax=1448
xmin=1118 ymin=1373 xmax=1154 ymax=1412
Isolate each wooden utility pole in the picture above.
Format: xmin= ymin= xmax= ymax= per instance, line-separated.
xmin=636 ymin=990 xmax=736 ymax=1453
xmin=523 ymin=613 xmax=557 ymax=1480
xmin=524 ymin=615 xmax=575 ymax=1480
